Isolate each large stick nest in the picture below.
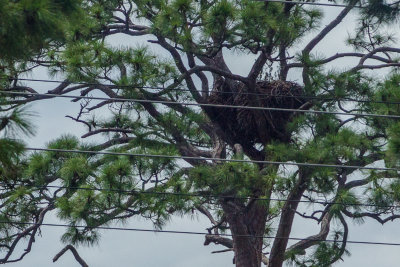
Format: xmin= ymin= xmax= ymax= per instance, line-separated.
xmin=208 ymin=80 xmax=306 ymax=147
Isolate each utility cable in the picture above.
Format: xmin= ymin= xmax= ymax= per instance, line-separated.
xmin=3 ymin=77 xmax=400 ymax=105
xmin=1 ymin=220 xmax=400 ymax=246
xmin=25 ymin=147 xmax=399 ymax=172
xmin=255 ymin=0 xmax=366 ymax=8
xmin=2 ymin=182 xmax=399 ymax=209
xmin=2 ymin=91 xmax=400 ymax=119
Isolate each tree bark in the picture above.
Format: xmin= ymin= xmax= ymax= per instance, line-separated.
xmin=268 ymin=170 xmax=310 ymax=267
xmin=222 ymin=199 xmax=267 ymax=267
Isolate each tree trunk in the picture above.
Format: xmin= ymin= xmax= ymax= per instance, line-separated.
xmin=222 ymin=200 xmax=267 ymax=267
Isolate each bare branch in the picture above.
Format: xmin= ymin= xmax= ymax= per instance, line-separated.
xmin=138 ymin=101 xmax=213 ymax=165
xmin=66 ymin=115 xmax=92 ymax=132
xmin=303 ymin=1 xmax=357 ymax=54
xmin=204 ymin=234 xmax=233 ymax=248
xmin=0 ymin=205 xmax=54 ymax=264
xmin=197 ymin=205 xmax=218 ymax=226
xmin=319 ymin=52 xmax=392 ymax=65
xmin=342 ymin=209 xmax=400 ymax=224
xmin=212 ymin=248 xmax=233 ymax=254
xmin=91 ymin=137 xmax=134 ymax=150
xmin=328 ymin=212 xmax=348 ymax=265
xmin=187 ymin=52 xmax=210 ymax=97
xmin=358 ymin=47 xmax=400 ymax=66
xmin=351 ymin=62 xmax=400 ymax=71
xmin=248 ymin=51 xmax=268 ymax=82
xmin=155 ymin=36 xmax=203 ymax=103
xmin=286 ymin=212 xmax=332 ymax=255
xmin=81 ymin=128 xmax=134 ymax=138
xmin=53 ymin=245 xmax=89 ymax=267
xmin=343 ymin=178 xmax=369 ymax=190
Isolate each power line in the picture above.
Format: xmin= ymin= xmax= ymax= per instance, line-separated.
xmin=3 ymin=182 xmax=399 ymax=209
xmin=2 ymin=220 xmax=400 ymax=246
xmin=25 ymin=147 xmax=399 ymax=171
xmin=4 ymin=77 xmax=400 ymax=105
xmin=2 ymin=90 xmax=400 ymax=119
xmin=260 ymin=0 xmax=399 ymax=8
xmin=255 ymin=0 xmax=366 ymax=8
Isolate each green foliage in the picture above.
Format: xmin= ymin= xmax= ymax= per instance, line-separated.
xmin=330 ymin=190 xmax=360 ymax=215
xmin=60 ymin=156 xmax=91 ymax=187
xmin=0 ymin=0 xmax=83 ymax=60
xmin=0 ymin=105 xmax=36 ymax=137
xmin=0 ymin=104 xmax=34 ymax=181
xmin=204 ymin=0 xmax=236 ymax=43
xmin=362 ymin=0 xmax=400 ymax=24
xmin=0 ymin=105 xmax=39 ymax=251
xmin=287 ymin=230 xmax=350 ymax=267
xmin=189 ymin=161 xmax=268 ymax=199
xmin=61 ymin=42 xmax=181 ymax=90
xmin=61 ymin=226 xmax=100 ymax=246
xmin=347 ymin=0 xmax=399 ymax=52
xmin=0 ymin=138 xmax=25 ymax=179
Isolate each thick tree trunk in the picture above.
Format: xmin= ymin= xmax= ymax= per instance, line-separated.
xmin=222 ymin=200 xmax=267 ymax=267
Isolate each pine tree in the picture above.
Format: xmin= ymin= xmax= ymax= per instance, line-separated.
xmin=2 ymin=0 xmax=400 ymax=266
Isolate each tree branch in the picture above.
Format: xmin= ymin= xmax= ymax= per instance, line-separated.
xmin=81 ymin=128 xmax=134 ymax=138
xmin=53 ymin=245 xmax=89 ymax=267
xmin=342 ymin=209 xmax=400 ymax=224
xmin=0 ymin=205 xmax=54 ymax=264
xmin=269 ymin=169 xmax=311 ymax=267
xmin=285 ymin=212 xmax=332 ymax=255
xmin=204 ymin=234 xmax=233 ymax=248
xmin=328 ymin=212 xmax=348 ymax=265
xmin=303 ymin=1 xmax=357 ymax=54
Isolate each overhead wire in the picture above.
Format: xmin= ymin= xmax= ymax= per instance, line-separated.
xmin=25 ymin=147 xmax=399 ymax=171
xmin=260 ymin=0 xmax=399 ymax=8
xmin=255 ymin=0 xmax=367 ymax=8
xmin=2 ymin=182 xmax=399 ymax=209
xmin=3 ymin=77 xmax=400 ymax=105
xmin=2 ymin=91 xmax=400 ymax=119
xmin=2 ymin=220 xmax=400 ymax=246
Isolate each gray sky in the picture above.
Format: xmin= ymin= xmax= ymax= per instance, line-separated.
xmin=6 ymin=5 xmax=400 ymax=267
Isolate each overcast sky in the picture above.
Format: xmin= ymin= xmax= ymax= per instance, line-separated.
xmin=6 ymin=5 xmax=400 ymax=267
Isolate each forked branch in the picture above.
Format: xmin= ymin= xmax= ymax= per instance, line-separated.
xmin=53 ymin=245 xmax=89 ymax=267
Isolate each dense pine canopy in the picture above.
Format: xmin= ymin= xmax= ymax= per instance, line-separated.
xmin=1 ymin=0 xmax=400 ymax=266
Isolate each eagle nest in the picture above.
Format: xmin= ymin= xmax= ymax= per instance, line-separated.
xmin=208 ymin=80 xmax=306 ymax=147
